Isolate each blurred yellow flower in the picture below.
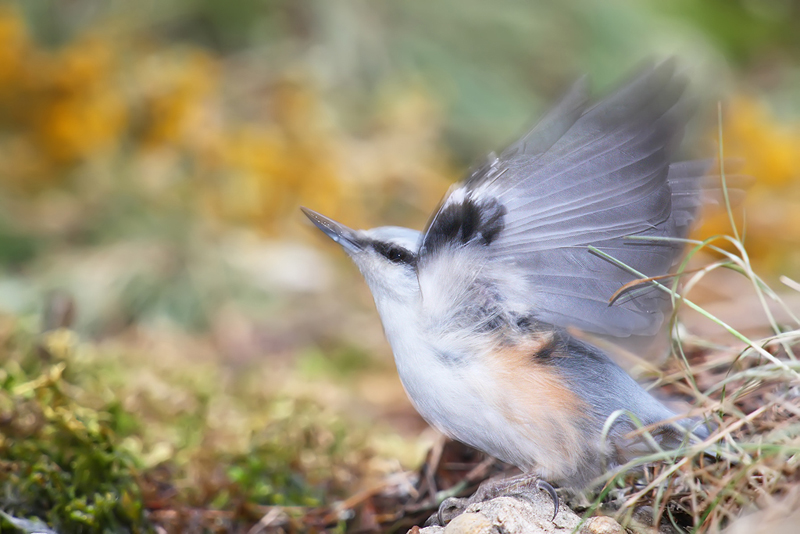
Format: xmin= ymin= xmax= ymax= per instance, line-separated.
xmin=694 ymin=95 xmax=800 ymax=273
xmin=205 ymin=81 xmax=348 ymax=234
xmin=0 ymin=9 xmax=448 ymax=242
xmin=135 ymin=49 xmax=219 ymax=150
xmin=724 ymin=96 xmax=800 ymax=187
xmin=0 ymin=14 xmax=127 ymax=189
xmin=34 ymin=42 xmax=127 ymax=164
xmin=0 ymin=7 xmax=28 ymax=93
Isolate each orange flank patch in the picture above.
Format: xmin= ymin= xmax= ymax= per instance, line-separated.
xmin=484 ymin=333 xmax=591 ymax=477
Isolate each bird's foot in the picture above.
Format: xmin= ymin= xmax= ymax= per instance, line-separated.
xmin=429 ymin=474 xmax=559 ymax=526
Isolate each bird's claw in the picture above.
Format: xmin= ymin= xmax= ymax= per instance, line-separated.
xmin=535 ymin=478 xmax=559 ymax=520
xmin=435 ymin=496 xmax=469 ymax=526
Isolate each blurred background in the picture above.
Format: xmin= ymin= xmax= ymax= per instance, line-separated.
xmin=0 ymin=0 xmax=799 ymax=525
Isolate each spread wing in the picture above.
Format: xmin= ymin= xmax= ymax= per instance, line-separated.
xmin=418 ymin=60 xmax=707 ymax=338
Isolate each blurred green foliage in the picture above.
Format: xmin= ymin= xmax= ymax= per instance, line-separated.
xmin=656 ymin=0 xmax=800 ymax=63
xmin=0 ymin=0 xmax=796 ymax=332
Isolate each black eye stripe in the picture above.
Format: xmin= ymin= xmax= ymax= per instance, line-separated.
xmin=371 ymin=242 xmax=416 ymax=266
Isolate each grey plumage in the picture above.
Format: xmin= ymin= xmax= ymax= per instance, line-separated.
xmin=421 ymin=60 xmax=704 ymax=338
xmin=302 ymin=60 xmax=713 ymax=489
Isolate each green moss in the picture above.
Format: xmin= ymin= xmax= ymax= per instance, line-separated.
xmin=223 ymin=398 xmax=361 ymax=509
xmin=0 ymin=326 xmax=152 ymax=534
xmin=0 ymin=317 xmax=376 ymax=532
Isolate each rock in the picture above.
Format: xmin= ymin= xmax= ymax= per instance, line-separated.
xmin=444 ymin=512 xmax=494 ymax=534
xmin=579 ymin=516 xmax=624 ymax=534
xmin=411 ymin=494 xmax=582 ymax=534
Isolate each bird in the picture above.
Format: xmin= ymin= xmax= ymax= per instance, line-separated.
xmin=301 ymin=60 xmax=712 ymax=520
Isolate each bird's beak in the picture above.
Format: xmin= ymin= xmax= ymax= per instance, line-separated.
xmin=301 ymin=207 xmax=363 ymax=254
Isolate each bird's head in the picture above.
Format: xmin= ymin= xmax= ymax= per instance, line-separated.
xmin=301 ymin=207 xmax=422 ymax=305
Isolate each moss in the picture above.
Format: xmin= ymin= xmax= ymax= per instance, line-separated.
xmin=0 ymin=324 xmax=152 ymax=534
xmin=0 ymin=317 xmax=377 ymax=532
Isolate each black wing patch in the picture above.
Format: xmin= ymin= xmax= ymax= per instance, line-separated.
xmin=422 ymin=195 xmax=507 ymax=256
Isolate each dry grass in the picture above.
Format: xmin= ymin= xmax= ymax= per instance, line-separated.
xmin=582 ymin=132 xmax=800 ymax=532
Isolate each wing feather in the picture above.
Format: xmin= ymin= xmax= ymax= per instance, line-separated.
xmin=419 ymin=60 xmax=708 ymax=338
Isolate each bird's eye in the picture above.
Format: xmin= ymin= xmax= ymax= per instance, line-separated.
xmin=384 ymin=245 xmax=414 ymax=264
xmin=372 ymin=242 xmax=415 ymax=265
xmin=387 ymin=247 xmax=407 ymax=263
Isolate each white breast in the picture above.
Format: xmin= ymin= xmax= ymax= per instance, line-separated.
xmin=374 ymin=295 xmax=571 ymax=478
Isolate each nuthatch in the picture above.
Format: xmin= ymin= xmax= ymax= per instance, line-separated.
xmin=302 ymin=60 xmax=709 ymax=504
